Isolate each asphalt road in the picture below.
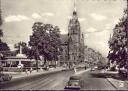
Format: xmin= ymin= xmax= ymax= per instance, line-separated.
xmin=1 ymin=70 xmax=74 ymax=90
xmin=1 ymin=69 xmax=116 ymax=90
xmin=80 ymin=70 xmax=116 ymax=90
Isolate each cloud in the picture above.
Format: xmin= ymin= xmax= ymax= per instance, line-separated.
xmin=95 ymin=42 xmax=109 ymax=56
xmin=5 ymin=15 xmax=29 ymax=22
xmin=31 ymin=12 xmax=54 ymax=21
xmin=68 ymin=16 xmax=72 ymax=19
xmin=90 ymin=13 xmax=107 ymax=21
xmin=105 ymin=18 xmax=119 ymax=30
xmin=86 ymin=29 xmax=110 ymax=56
xmin=78 ymin=18 xmax=86 ymax=22
xmin=42 ymin=12 xmax=54 ymax=17
xmin=84 ymin=34 xmax=89 ymax=37
xmin=60 ymin=29 xmax=68 ymax=34
xmin=95 ymin=30 xmax=109 ymax=38
xmin=43 ymin=18 xmax=49 ymax=23
xmin=8 ymin=44 xmax=15 ymax=51
xmin=86 ymin=27 xmax=97 ymax=33
xmin=32 ymin=13 xmax=41 ymax=19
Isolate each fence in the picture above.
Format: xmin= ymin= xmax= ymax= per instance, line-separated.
xmin=2 ymin=67 xmax=43 ymax=72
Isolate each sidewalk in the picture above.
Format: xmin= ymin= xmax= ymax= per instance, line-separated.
xmin=3 ymin=67 xmax=63 ymax=80
xmin=105 ymin=71 xmax=128 ymax=90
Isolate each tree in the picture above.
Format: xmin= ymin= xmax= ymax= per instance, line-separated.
xmin=0 ymin=30 xmax=10 ymax=54
xmin=0 ymin=30 xmax=10 ymax=58
xmin=108 ymin=8 xmax=128 ymax=71
xmin=0 ymin=41 xmax=10 ymax=51
xmin=84 ymin=46 xmax=106 ymax=68
xmin=0 ymin=29 xmax=3 ymax=42
xmin=0 ymin=29 xmax=3 ymax=38
xmin=29 ymin=22 xmax=62 ymax=66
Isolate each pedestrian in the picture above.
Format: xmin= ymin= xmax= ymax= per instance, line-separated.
xmin=30 ymin=68 xmax=32 ymax=74
xmin=74 ymin=67 xmax=77 ymax=73
xmin=25 ymin=69 xmax=28 ymax=75
xmin=85 ymin=66 xmax=86 ymax=70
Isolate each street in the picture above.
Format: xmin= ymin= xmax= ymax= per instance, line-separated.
xmin=1 ymin=69 xmax=116 ymax=90
xmin=80 ymin=70 xmax=116 ymax=90
xmin=1 ymin=70 xmax=74 ymax=90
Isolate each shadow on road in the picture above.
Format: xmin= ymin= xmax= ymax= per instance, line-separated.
xmin=89 ymin=72 xmax=106 ymax=78
xmin=112 ymin=75 xmax=128 ymax=81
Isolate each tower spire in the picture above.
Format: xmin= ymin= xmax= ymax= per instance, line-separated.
xmin=74 ymin=0 xmax=76 ymax=12
xmin=73 ymin=0 xmax=77 ymax=16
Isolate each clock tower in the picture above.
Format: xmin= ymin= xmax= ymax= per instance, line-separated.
xmin=68 ymin=0 xmax=81 ymax=66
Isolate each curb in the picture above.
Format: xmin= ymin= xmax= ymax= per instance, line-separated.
xmin=105 ymin=71 xmax=128 ymax=90
xmin=106 ymin=78 xmax=118 ymax=90
xmin=106 ymin=77 xmax=128 ymax=90
xmin=12 ymin=68 xmax=62 ymax=79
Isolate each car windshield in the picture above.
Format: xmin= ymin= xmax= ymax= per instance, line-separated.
xmin=69 ymin=76 xmax=80 ymax=80
xmin=68 ymin=80 xmax=80 ymax=86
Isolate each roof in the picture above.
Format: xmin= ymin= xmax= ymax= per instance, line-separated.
xmin=1 ymin=59 xmax=35 ymax=62
xmin=16 ymin=53 xmax=27 ymax=58
xmin=6 ymin=53 xmax=27 ymax=59
xmin=6 ymin=56 xmax=27 ymax=59
xmin=70 ymin=75 xmax=81 ymax=80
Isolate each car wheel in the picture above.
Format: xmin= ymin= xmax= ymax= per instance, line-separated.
xmin=2 ymin=77 xmax=6 ymax=81
xmin=80 ymin=80 xmax=84 ymax=87
xmin=9 ymin=76 xmax=12 ymax=81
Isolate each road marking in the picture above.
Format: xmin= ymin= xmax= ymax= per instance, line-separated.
xmin=29 ymin=77 xmax=55 ymax=90
xmin=35 ymin=79 xmax=56 ymax=90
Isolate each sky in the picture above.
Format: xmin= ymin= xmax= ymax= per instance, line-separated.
xmin=1 ymin=0 xmax=127 ymax=57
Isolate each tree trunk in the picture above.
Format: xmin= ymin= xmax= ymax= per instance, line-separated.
xmin=36 ymin=60 xmax=39 ymax=72
xmin=43 ymin=57 xmax=47 ymax=67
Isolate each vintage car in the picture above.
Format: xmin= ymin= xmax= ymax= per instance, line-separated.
xmin=62 ymin=67 xmax=67 ymax=71
xmin=65 ymin=75 xmax=83 ymax=90
xmin=0 ymin=73 xmax=12 ymax=82
xmin=119 ymin=68 xmax=127 ymax=78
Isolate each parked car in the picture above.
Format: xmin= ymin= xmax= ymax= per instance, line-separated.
xmin=65 ymin=76 xmax=83 ymax=90
xmin=91 ymin=66 xmax=98 ymax=71
xmin=49 ymin=65 xmax=56 ymax=68
xmin=97 ymin=66 xmax=105 ymax=70
xmin=42 ymin=66 xmax=49 ymax=71
xmin=62 ymin=67 xmax=67 ymax=71
xmin=94 ymin=66 xmax=98 ymax=69
xmin=91 ymin=68 xmax=95 ymax=71
xmin=0 ymin=73 xmax=12 ymax=82
xmin=119 ymin=68 xmax=127 ymax=78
